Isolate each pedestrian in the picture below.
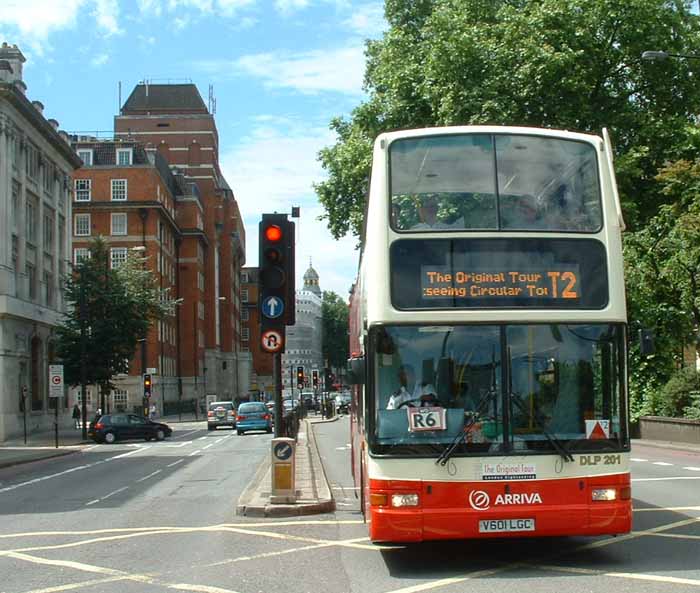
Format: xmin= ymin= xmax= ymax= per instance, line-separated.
xmin=72 ymin=403 xmax=81 ymax=429
xmin=149 ymin=403 xmax=157 ymax=420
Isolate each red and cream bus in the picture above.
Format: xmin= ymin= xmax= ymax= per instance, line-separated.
xmin=347 ymin=126 xmax=631 ymax=543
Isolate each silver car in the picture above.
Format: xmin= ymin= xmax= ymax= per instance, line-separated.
xmin=207 ymin=401 xmax=236 ymax=431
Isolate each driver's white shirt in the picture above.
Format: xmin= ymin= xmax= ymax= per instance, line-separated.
xmin=387 ymin=386 xmax=419 ymax=409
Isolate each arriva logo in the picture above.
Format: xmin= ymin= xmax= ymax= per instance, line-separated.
xmin=468 ymin=490 xmax=491 ymax=510
xmin=469 ymin=490 xmax=543 ymax=511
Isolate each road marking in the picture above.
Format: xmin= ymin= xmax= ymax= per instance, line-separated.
xmin=101 ymin=486 xmax=128 ymax=500
xmin=172 ymin=429 xmax=201 ymax=440
xmin=634 ymin=506 xmax=700 ymax=512
xmin=633 ymin=476 xmax=700 ymax=482
xmin=202 ymin=443 xmax=214 ymax=450
xmin=167 ymin=459 xmax=184 ymax=468
xmin=332 ymin=486 xmax=359 ymax=490
xmin=0 ymin=448 xmax=142 ymax=495
xmin=202 ymin=537 xmax=381 ymax=568
xmin=215 ymin=438 xmax=225 ymax=444
xmin=607 ymin=572 xmax=700 ymax=586
xmin=166 ymin=441 xmax=191 ymax=448
xmin=168 ymin=584 xmax=241 ymax=593
xmin=630 ymin=458 xmax=647 ymax=462
xmin=21 ymin=576 xmax=127 ymax=593
xmin=643 ymin=532 xmax=700 ymax=540
xmin=197 ymin=436 xmax=208 ymax=440
xmin=652 ymin=461 xmax=674 ymax=466
xmin=85 ymin=499 xmax=100 ymax=506
xmin=136 ymin=469 xmax=162 ymax=483
xmin=188 ymin=449 xmax=201 ymax=456
xmin=683 ymin=466 xmax=700 ymax=471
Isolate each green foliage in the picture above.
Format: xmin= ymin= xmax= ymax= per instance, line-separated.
xmin=322 ymin=291 xmax=349 ymax=369
xmin=658 ymin=367 xmax=700 ymax=418
xmin=316 ymin=0 xmax=700 ymax=239
xmin=684 ymin=391 xmax=700 ymax=420
xmin=55 ymin=238 xmax=173 ymax=389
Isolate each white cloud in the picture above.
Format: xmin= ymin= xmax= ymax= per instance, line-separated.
xmin=220 ymin=119 xmax=358 ymax=298
xmin=197 ymin=45 xmax=365 ymax=95
xmin=274 ymin=0 xmax=309 ymax=13
xmin=93 ymin=0 xmax=123 ymax=36
xmin=343 ymin=3 xmax=385 ymax=37
xmin=0 ymin=0 xmax=123 ymax=53
xmin=90 ymin=52 xmax=110 ymax=66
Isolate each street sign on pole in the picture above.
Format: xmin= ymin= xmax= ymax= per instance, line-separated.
xmin=49 ymin=365 xmax=64 ymax=398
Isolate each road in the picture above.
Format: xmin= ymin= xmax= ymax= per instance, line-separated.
xmin=0 ymin=417 xmax=699 ymax=593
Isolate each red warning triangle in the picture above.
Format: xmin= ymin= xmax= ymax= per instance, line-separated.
xmin=589 ymin=421 xmax=607 ymax=440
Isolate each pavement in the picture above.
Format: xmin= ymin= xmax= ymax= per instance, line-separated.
xmin=236 ymin=414 xmax=338 ymax=517
xmin=0 ymin=423 xmax=91 ymax=469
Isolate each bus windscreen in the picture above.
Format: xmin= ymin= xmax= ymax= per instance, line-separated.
xmin=391 ymin=238 xmax=608 ymax=309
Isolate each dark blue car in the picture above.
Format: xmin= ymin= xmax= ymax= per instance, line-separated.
xmin=236 ymin=402 xmax=272 ymax=435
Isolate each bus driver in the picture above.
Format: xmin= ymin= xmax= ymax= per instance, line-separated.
xmin=387 ymin=365 xmax=441 ymax=409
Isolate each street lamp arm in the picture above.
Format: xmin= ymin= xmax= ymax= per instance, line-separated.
xmin=642 ymin=50 xmax=700 ymax=61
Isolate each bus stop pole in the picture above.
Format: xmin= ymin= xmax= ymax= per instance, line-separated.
xmin=274 ymin=353 xmax=283 ymax=438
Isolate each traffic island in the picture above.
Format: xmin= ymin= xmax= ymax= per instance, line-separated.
xmin=236 ymin=419 xmax=335 ymax=517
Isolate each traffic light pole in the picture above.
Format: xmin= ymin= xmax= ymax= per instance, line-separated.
xmin=274 ymin=353 xmax=283 ymax=438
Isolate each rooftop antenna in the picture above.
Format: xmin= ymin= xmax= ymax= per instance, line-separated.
xmin=208 ymin=84 xmax=216 ymax=114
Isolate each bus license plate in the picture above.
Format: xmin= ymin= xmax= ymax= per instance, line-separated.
xmin=479 ymin=518 xmax=535 ymax=533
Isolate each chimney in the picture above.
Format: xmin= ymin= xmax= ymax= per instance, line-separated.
xmin=32 ymin=100 xmax=44 ymax=114
xmin=48 ymin=118 xmax=59 ymax=130
xmin=0 ymin=43 xmax=26 ymax=85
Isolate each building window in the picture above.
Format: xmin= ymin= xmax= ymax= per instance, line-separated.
xmin=198 ymin=302 xmax=205 ymax=320
xmin=110 ymin=247 xmax=128 ymax=269
xmin=74 ymin=248 xmax=90 ymax=264
xmin=111 ymin=213 xmax=127 ymax=236
xmin=44 ymin=271 xmax=53 ymax=307
xmin=116 ymin=148 xmax=132 ymax=166
xmin=77 ymin=149 xmax=93 ymax=166
xmin=74 ymin=214 xmax=91 ymax=237
xmin=26 ymin=263 xmax=36 ymax=299
xmin=75 ymin=179 xmax=91 ymax=202
xmin=26 ymin=143 xmax=40 ymax=180
xmin=43 ymin=161 xmax=54 ymax=194
xmin=241 ymin=289 xmax=249 ymax=303
xmin=43 ymin=213 xmax=54 ymax=251
xmin=241 ymin=271 xmax=249 ymax=283
xmin=241 ymin=309 xmax=249 ymax=321
xmin=26 ymin=200 xmax=37 ymax=243
xmin=198 ymin=272 xmax=205 ymax=291
xmin=241 ymin=327 xmax=250 ymax=341
xmin=111 ymin=179 xmax=127 ymax=201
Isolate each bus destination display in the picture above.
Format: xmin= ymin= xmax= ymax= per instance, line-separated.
xmin=422 ymin=267 xmax=581 ymax=301
xmin=390 ymin=238 xmax=609 ymax=310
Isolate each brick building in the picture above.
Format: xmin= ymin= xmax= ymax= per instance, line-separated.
xmin=69 ymin=140 xmax=193 ymax=413
xmin=241 ymin=267 xmax=273 ymax=399
xmin=0 ymin=43 xmax=82 ymax=441
xmin=70 ymin=82 xmax=248 ymax=412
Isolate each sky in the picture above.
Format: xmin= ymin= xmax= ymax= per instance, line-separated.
xmin=0 ymin=0 xmax=386 ymax=300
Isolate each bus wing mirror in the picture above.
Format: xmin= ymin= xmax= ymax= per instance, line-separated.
xmin=639 ymin=329 xmax=655 ymax=356
xmin=347 ymin=356 xmax=366 ymax=385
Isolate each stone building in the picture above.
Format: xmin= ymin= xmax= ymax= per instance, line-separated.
xmin=281 ymin=263 xmax=323 ymax=394
xmin=0 ymin=43 xmax=82 ymax=441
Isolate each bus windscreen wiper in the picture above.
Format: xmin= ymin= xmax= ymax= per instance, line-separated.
xmin=509 ymin=393 xmax=574 ymax=463
xmin=437 ymin=352 xmax=499 ymax=467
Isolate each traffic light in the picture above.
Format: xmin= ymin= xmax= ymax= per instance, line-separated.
xmin=312 ymin=370 xmax=318 ymax=388
xmin=296 ymin=366 xmax=304 ymax=389
xmin=259 ymin=214 xmax=295 ymax=332
xmin=143 ymin=374 xmax=152 ymax=398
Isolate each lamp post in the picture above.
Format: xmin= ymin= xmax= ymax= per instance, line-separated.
xmin=130 ymin=245 xmax=147 ymax=416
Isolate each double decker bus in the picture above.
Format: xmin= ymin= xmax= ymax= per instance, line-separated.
xmin=347 ymin=126 xmax=631 ymax=543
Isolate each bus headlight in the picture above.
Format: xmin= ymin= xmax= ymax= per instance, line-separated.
xmin=391 ymin=493 xmax=419 ymax=507
xmin=591 ymin=488 xmax=617 ymax=501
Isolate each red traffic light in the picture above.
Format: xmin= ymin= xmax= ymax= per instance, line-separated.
xmin=265 ymin=225 xmax=283 ymax=242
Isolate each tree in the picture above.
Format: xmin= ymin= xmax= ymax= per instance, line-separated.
xmin=55 ymin=239 xmax=172 ymax=416
xmin=322 ymin=291 xmax=349 ymax=370
xmin=315 ymin=0 xmax=700 ymax=239
xmin=624 ymin=158 xmax=700 ymax=417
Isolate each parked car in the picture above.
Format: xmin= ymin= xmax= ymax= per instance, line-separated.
xmin=236 ymin=402 xmax=272 ymax=435
xmin=88 ymin=414 xmax=172 ymax=444
xmin=207 ymin=401 xmax=236 ymax=431
xmin=335 ymin=393 xmax=352 ymax=414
